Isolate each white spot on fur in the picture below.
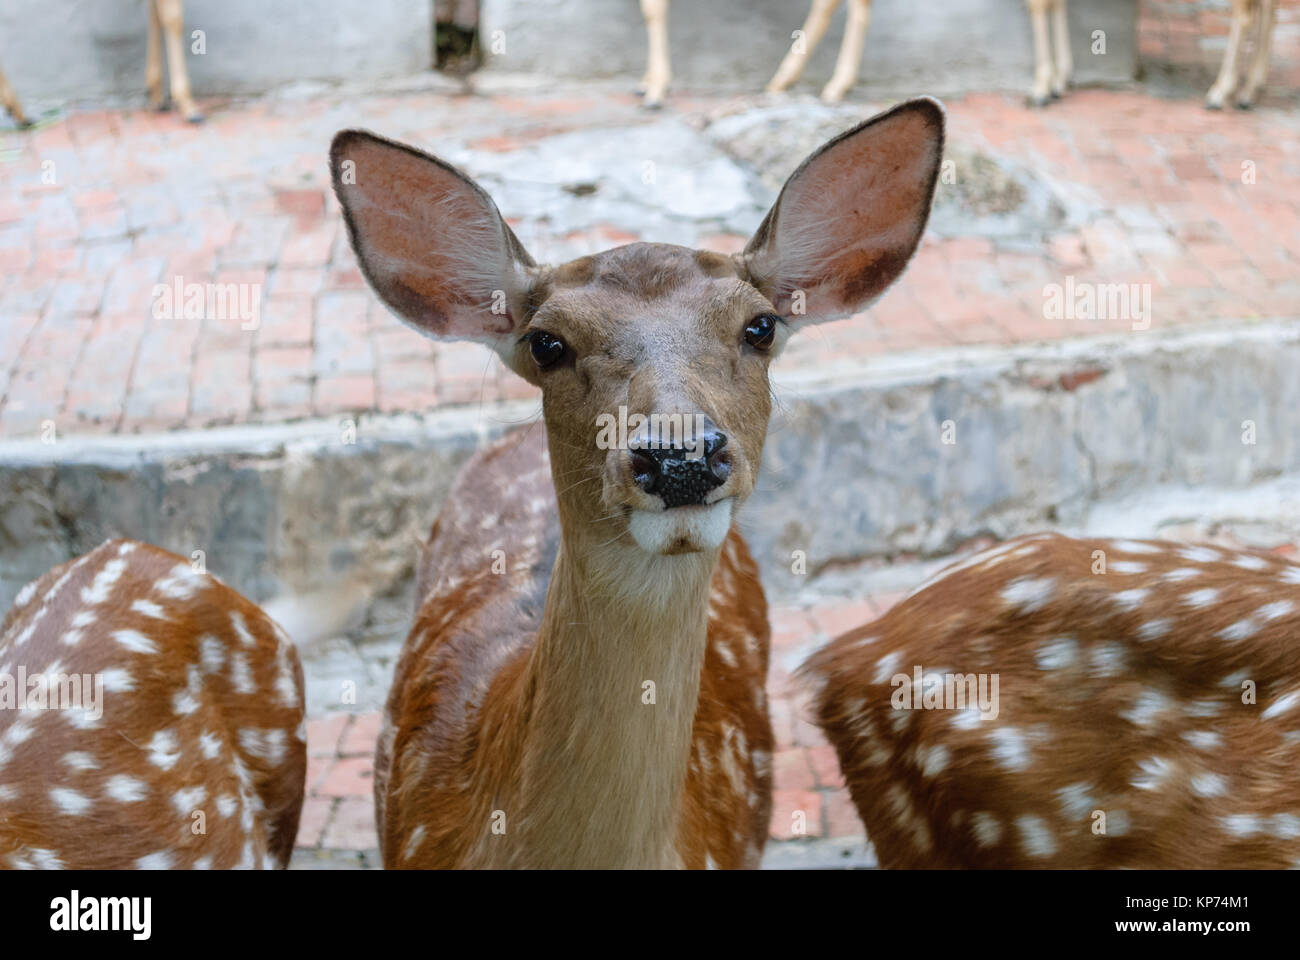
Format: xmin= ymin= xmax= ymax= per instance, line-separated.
xmin=1262 ymin=690 xmax=1300 ymax=720
xmin=970 ymin=812 xmax=1002 ymax=848
xmin=106 ymin=775 xmax=148 ymax=802
xmin=1036 ymin=636 xmax=1078 ymax=670
xmin=62 ymin=752 xmax=98 ymax=771
xmin=131 ymin=598 xmax=168 ymax=619
xmin=989 ymin=727 xmax=1030 ymax=771
xmin=1110 ymin=561 xmax=1147 ymax=575
xmin=172 ymin=786 xmax=207 ymax=813
xmin=1183 ymin=588 xmax=1220 ymax=608
xmin=136 ymin=852 xmax=174 ymax=870
xmin=1000 ymin=577 xmax=1056 ymax=613
xmin=50 ymin=787 xmax=91 ymax=815
xmin=1111 ymin=588 xmax=1149 ymax=611
xmin=1137 ymin=619 xmax=1172 ymax=641
xmin=1190 ymin=772 xmax=1227 ymax=797
xmin=1016 ymin=815 xmax=1057 ymax=857
xmin=113 ymin=629 xmax=157 ymax=655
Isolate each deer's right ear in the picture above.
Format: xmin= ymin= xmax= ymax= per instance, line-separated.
xmin=741 ymin=98 xmax=945 ymax=326
xmin=329 ymin=130 xmax=536 ymax=343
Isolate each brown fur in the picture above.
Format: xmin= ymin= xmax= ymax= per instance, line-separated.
xmin=803 ymin=533 xmax=1300 ymax=868
xmin=0 ymin=540 xmax=305 ymax=870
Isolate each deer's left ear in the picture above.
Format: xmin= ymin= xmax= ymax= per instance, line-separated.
xmin=741 ymin=98 xmax=945 ymax=325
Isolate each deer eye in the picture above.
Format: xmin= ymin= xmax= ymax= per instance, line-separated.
xmin=526 ymin=331 xmax=567 ymax=369
xmin=743 ymin=313 xmax=779 ymax=350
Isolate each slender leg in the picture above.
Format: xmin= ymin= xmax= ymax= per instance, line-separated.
xmin=157 ymin=0 xmax=202 ymax=122
xmin=821 ymin=0 xmax=872 ymax=103
xmin=146 ymin=0 xmax=165 ymax=109
xmin=767 ymin=0 xmax=844 ymax=94
xmin=640 ymin=0 xmax=671 ymax=108
xmin=1237 ymin=0 xmax=1276 ymax=108
xmin=1206 ymin=0 xmax=1250 ymax=109
xmin=0 ymin=63 xmax=31 ymax=128
xmin=1027 ymin=0 xmax=1054 ymax=107
xmin=1049 ymin=0 xmax=1072 ymax=97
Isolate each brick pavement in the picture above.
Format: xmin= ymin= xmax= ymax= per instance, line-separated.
xmin=294 ymin=515 xmax=1300 ymax=867
xmin=1 ymin=86 xmax=1297 ymax=440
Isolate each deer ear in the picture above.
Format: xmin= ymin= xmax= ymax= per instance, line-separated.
xmin=329 ymin=130 xmax=536 ymax=343
xmin=741 ymin=98 xmax=945 ymax=325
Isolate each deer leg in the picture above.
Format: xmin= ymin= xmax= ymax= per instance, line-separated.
xmin=640 ymin=0 xmax=671 ymax=108
xmin=0 ymin=63 xmax=31 ymax=128
xmin=820 ymin=0 xmax=872 ymax=103
xmin=1207 ymin=0 xmax=1250 ymax=109
xmin=1236 ymin=0 xmax=1276 ymax=108
xmin=146 ymin=0 xmax=165 ymax=110
xmin=1049 ymin=0 xmax=1072 ymax=97
xmin=157 ymin=0 xmax=202 ymax=122
xmin=1027 ymin=0 xmax=1054 ymax=107
xmin=767 ymin=0 xmax=844 ymax=94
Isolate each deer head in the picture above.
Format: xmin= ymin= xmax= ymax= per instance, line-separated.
xmin=330 ymin=99 xmax=944 ymax=558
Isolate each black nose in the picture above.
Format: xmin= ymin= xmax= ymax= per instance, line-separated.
xmin=629 ymin=418 xmax=730 ymax=508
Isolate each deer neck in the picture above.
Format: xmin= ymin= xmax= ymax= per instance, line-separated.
xmin=508 ymin=517 xmax=718 ymax=868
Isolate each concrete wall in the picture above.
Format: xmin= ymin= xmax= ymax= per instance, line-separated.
xmin=2 ymin=322 xmax=1296 ymax=612
xmin=481 ymin=0 xmax=1139 ymax=96
xmin=0 ymin=0 xmax=433 ymax=100
xmin=0 ymin=0 xmax=1140 ymax=103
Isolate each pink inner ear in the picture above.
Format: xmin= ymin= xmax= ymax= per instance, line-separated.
xmin=750 ymin=103 xmax=943 ymax=323
xmin=336 ymin=136 xmax=523 ymax=341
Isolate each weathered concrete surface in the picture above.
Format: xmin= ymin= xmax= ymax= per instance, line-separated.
xmin=3 ymin=321 xmax=1296 ymax=613
xmin=480 ymin=0 xmax=1138 ymax=96
xmin=0 ymin=0 xmax=432 ymax=101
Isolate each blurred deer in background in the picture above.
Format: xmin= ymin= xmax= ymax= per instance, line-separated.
xmin=330 ymin=99 xmax=945 ymax=868
xmin=0 ymin=61 xmax=31 ymax=128
xmin=764 ymin=0 xmax=1072 ymax=106
xmin=0 ymin=540 xmax=348 ymax=869
xmin=147 ymin=0 xmax=203 ymax=122
xmin=1206 ymin=0 xmax=1277 ymax=109
xmin=803 ymin=534 xmax=1300 ymax=867
xmin=1025 ymin=0 xmax=1072 ymax=106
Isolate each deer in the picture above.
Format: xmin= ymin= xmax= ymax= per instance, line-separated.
xmin=329 ymin=97 xmax=946 ymax=868
xmin=146 ymin=0 xmax=203 ymax=123
xmin=1206 ymin=0 xmax=1278 ymax=110
xmin=0 ymin=539 xmax=309 ymax=869
xmin=764 ymin=1 xmax=1072 ymax=107
xmin=801 ymin=533 xmax=1300 ymax=868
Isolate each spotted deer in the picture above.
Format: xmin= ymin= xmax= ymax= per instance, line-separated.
xmin=0 ymin=540 xmax=308 ymax=869
xmin=330 ymin=98 xmax=945 ymax=867
xmin=802 ymin=533 xmax=1300 ymax=868
xmin=765 ymin=1 xmax=1072 ymax=107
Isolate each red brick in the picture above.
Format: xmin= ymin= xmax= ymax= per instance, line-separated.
xmin=306 ymin=713 xmax=351 ymax=757
xmin=769 ymin=789 xmax=824 ymax=840
xmin=340 ymin=711 xmax=383 ymax=756
xmin=317 ymin=757 xmax=374 ymax=799
xmin=295 ymin=797 xmax=334 ymax=848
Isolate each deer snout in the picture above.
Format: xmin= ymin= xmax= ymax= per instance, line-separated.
xmin=627 ymin=415 xmax=731 ymax=508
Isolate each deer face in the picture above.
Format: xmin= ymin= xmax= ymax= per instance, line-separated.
xmin=330 ymin=99 xmax=944 ymax=556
